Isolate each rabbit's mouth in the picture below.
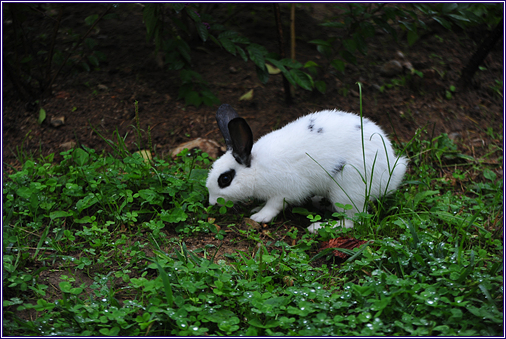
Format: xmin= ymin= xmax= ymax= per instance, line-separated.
xmin=208 ymin=196 xmax=219 ymax=206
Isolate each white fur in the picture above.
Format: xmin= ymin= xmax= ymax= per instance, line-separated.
xmin=206 ymin=109 xmax=408 ymax=233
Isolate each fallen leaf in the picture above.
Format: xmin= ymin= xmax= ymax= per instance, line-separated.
xmin=239 ymin=89 xmax=254 ymax=101
xmin=60 ymin=141 xmax=76 ymax=150
xmin=134 ymin=150 xmax=152 ymax=163
xmin=38 ymin=108 xmax=46 ymax=125
xmin=266 ymin=63 xmax=281 ymax=75
xmin=170 ymin=138 xmax=225 ymax=159
xmin=319 ymin=237 xmax=368 ymax=259
xmin=283 ymin=276 xmax=294 ymax=286
xmin=50 ymin=116 xmax=65 ymax=127
xmin=243 ymin=218 xmax=261 ymax=230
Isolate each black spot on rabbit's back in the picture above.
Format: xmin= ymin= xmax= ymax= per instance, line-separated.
xmin=355 ymin=118 xmax=371 ymax=130
xmin=308 ymin=118 xmax=315 ymax=131
xmin=317 ymin=127 xmax=323 ymax=133
xmin=331 ymin=161 xmax=346 ymax=176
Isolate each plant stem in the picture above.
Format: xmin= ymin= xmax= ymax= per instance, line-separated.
xmin=273 ymin=3 xmax=293 ymax=105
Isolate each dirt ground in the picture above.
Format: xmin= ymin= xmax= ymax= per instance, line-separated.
xmin=2 ymin=4 xmax=503 ymax=261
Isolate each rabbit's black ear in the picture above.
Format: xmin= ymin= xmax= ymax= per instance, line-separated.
xmin=228 ymin=117 xmax=253 ymax=167
xmin=216 ymin=104 xmax=240 ymax=150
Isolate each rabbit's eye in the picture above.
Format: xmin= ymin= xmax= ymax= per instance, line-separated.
xmin=218 ymin=169 xmax=235 ymax=188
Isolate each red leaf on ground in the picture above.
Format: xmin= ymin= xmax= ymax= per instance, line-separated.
xmin=320 ymin=237 xmax=368 ymax=259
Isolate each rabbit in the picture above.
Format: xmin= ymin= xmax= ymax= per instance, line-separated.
xmin=206 ymin=104 xmax=408 ymax=233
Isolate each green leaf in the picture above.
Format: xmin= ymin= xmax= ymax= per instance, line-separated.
xmin=143 ymin=5 xmax=159 ymax=41
xmin=483 ymin=169 xmax=497 ymax=181
xmin=315 ymin=80 xmax=327 ymax=94
xmin=331 ymin=59 xmax=345 ymax=72
xmin=279 ymin=58 xmax=302 ymax=69
xmin=309 ymin=39 xmax=332 ymax=47
xmin=345 ymin=241 xmax=371 ymax=263
xmin=34 ymin=227 xmax=50 ymax=258
xmin=81 ymin=61 xmax=90 ymax=72
xmin=38 ymin=108 xmax=46 ymax=125
xmin=304 ymin=60 xmax=319 ymax=68
xmin=50 ymin=211 xmax=73 ymax=219
xmin=171 ymin=3 xmax=185 ymax=13
xmin=219 ymin=37 xmax=236 ymax=55
xmin=255 ymin=65 xmax=269 ymax=84
xmin=160 ymin=208 xmax=188 ymax=223
xmin=316 ymin=44 xmax=333 ymax=59
xmin=292 ymin=207 xmax=310 ymax=215
xmin=74 ymin=148 xmax=89 ymax=167
xmin=290 ymin=69 xmax=313 ymax=91
xmin=400 ymin=218 xmax=419 ymax=248
xmin=353 ymin=33 xmax=367 ymax=54
xmin=59 ymin=281 xmax=73 ymax=293
xmin=200 ymin=90 xmax=220 ymax=106
xmin=76 ymin=194 xmax=99 ymax=213
xmin=84 ymin=14 xmax=99 ymax=26
xmin=33 ymin=299 xmax=55 ymax=312
xmin=16 ymin=186 xmax=32 ymax=199
xmin=340 ymin=50 xmax=356 ymax=65
xmin=176 ymin=39 xmax=192 ymax=63
xmin=235 ymin=45 xmax=248 ymax=62
xmin=195 ymin=22 xmax=209 ymax=42
xmin=441 ymin=3 xmax=458 ymax=14
xmin=230 ymin=35 xmax=249 ymax=44
xmin=185 ymin=7 xmax=201 ymax=22
xmin=99 ymin=327 xmax=120 ymax=336
xmin=155 ymin=261 xmax=174 ymax=307
xmin=218 ymin=31 xmax=239 ymax=39
xmin=407 ymin=30 xmax=419 ymax=46
xmin=320 ymin=21 xmax=345 ymax=28
xmin=248 ymin=317 xmax=280 ymax=329
xmin=247 ymin=44 xmax=266 ymax=70
xmin=266 ymin=58 xmax=296 ymax=85
xmin=359 ymin=21 xmax=376 ymax=38
xmin=343 ymin=39 xmax=356 ymax=53
xmin=88 ymin=54 xmax=99 ymax=67
xmin=432 ymin=16 xmax=452 ymax=29
xmin=209 ymin=34 xmax=222 ymax=48
xmin=185 ymin=91 xmax=202 ymax=107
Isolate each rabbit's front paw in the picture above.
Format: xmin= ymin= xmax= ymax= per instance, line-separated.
xmin=307 ymin=222 xmax=325 ymax=234
xmin=250 ymin=198 xmax=284 ymax=223
xmin=307 ymin=219 xmax=355 ymax=233
xmin=250 ymin=209 xmax=277 ymax=223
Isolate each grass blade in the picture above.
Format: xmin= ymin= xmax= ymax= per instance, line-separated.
xmin=400 ymin=218 xmax=419 ymax=248
xmin=345 ymin=241 xmax=372 ymax=263
xmin=154 ymin=261 xmax=174 ymax=307
xmin=34 ymin=226 xmax=51 ymax=259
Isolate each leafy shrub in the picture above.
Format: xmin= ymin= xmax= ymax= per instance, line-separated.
xmin=3 ymin=3 xmax=112 ymax=100
xmin=309 ymin=3 xmax=503 ymax=88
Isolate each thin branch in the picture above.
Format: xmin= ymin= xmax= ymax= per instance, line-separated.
xmin=273 ymin=3 xmax=293 ymax=105
xmin=43 ymin=4 xmax=113 ymax=97
xmin=45 ymin=5 xmax=64 ymax=87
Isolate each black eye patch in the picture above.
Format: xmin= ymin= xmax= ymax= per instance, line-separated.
xmin=218 ymin=169 xmax=235 ymax=188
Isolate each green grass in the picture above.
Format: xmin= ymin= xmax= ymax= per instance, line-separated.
xmin=2 ymin=122 xmax=503 ymax=335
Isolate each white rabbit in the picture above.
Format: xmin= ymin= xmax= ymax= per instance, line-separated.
xmin=206 ymin=104 xmax=408 ymax=233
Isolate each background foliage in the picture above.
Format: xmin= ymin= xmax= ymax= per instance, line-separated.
xmin=3 ymin=3 xmax=502 ymax=106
